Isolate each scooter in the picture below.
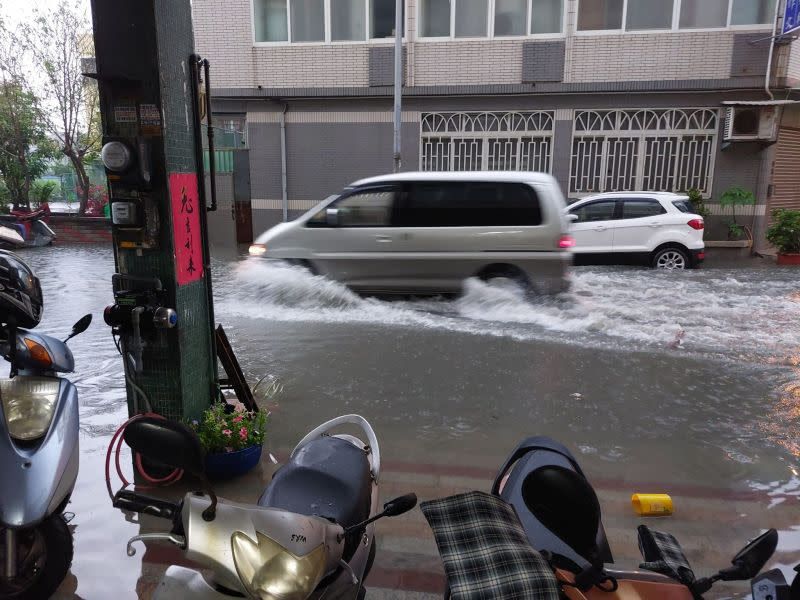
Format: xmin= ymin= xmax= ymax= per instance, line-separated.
xmin=113 ymin=414 xmax=417 ymax=600
xmin=0 ymin=209 xmax=56 ymax=248
xmin=0 ymin=313 xmax=92 ymax=599
xmin=422 ymin=436 xmax=800 ymax=600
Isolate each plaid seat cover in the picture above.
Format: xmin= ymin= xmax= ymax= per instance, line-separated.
xmin=637 ymin=525 xmax=696 ymax=586
xmin=420 ymin=491 xmax=561 ymax=600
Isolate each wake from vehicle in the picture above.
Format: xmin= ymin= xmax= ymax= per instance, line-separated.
xmin=216 ymin=260 xmax=800 ymax=361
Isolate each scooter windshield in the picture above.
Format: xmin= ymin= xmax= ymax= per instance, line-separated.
xmin=231 ymin=530 xmax=328 ymax=600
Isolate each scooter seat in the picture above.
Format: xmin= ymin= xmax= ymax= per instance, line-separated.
xmin=259 ymin=436 xmax=372 ymax=529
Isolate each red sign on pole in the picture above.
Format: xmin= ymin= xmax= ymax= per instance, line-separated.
xmin=170 ymin=173 xmax=204 ymax=286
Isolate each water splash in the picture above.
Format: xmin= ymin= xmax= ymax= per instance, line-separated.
xmin=216 ymin=259 xmax=800 ymax=361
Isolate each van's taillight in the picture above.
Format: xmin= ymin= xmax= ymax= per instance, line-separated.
xmin=687 ymin=219 xmax=704 ymax=230
xmin=558 ymin=235 xmax=576 ymax=249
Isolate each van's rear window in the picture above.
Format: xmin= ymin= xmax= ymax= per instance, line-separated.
xmin=398 ymin=182 xmax=542 ymax=227
xmin=672 ymin=200 xmax=694 ymax=213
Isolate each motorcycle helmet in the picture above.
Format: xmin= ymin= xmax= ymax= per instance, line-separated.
xmin=0 ymin=251 xmax=43 ymax=328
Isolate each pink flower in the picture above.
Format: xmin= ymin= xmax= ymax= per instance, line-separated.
xmin=222 ymin=429 xmax=232 ymax=436
xmin=239 ymin=427 xmax=248 ymax=440
xmin=232 ymin=415 xmax=244 ymax=424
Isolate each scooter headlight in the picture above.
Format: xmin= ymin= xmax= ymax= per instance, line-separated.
xmin=231 ymin=531 xmax=327 ymax=600
xmin=0 ymin=377 xmax=61 ymax=441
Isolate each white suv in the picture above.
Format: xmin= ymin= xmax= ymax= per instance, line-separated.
xmin=566 ymin=192 xmax=705 ymax=270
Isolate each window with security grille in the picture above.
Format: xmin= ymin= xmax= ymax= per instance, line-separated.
xmin=420 ymin=111 xmax=555 ymax=173
xmin=569 ymin=109 xmax=718 ymax=198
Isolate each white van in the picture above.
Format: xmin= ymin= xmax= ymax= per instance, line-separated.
xmin=249 ymin=172 xmax=573 ymax=295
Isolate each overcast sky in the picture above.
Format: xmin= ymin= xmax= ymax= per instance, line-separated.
xmin=1 ymin=0 xmax=89 ymax=26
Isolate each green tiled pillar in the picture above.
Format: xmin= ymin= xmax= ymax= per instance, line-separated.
xmin=91 ymin=0 xmax=216 ymax=421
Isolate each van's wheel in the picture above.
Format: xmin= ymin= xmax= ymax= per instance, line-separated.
xmin=0 ymin=515 xmax=73 ymax=600
xmin=651 ymin=247 xmax=689 ymax=270
xmin=477 ymin=266 xmax=532 ymax=293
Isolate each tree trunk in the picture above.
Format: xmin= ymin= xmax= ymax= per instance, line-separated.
xmin=66 ymin=150 xmax=90 ymax=216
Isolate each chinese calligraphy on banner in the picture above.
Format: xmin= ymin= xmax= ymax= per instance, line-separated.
xmin=169 ymin=173 xmax=204 ymax=286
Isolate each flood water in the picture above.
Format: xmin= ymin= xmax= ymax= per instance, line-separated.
xmin=17 ymin=245 xmax=798 ymax=598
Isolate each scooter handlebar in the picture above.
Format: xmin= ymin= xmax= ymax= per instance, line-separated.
xmin=113 ymin=489 xmax=181 ymax=521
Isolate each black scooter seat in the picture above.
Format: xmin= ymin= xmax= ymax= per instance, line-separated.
xmin=259 ymin=436 xmax=372 ymax=529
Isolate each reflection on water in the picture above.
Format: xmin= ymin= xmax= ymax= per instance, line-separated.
xmin=8 ymin=245 xmax=798 ymax=598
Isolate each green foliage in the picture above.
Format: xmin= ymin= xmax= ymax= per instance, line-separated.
xmin=719 ymin=186 xmax=756 ymax=225
xmin=766 ymin=209 xmax=800 ymax=254
xmin=719 ymin=186 xmax=756 ymax=209
xmin=0 ymin=181 xmax=10 ymax=213
xmin=30 ymin=180 xmax=57 ymax=208
xmin=189 ymin=402 xmax=270 ymax=454
xmin=0 ymin=81 xmax=57 ymax=210
xmin=684 ymin=188 xmax=711 ymax=219
xmin=728 ymin=222 xmax=745 ymax=239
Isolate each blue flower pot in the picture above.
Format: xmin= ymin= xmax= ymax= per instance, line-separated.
xmin=204 ymin=444 xmax=263 ymax=480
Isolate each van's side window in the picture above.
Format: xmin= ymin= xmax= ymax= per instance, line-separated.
xmin=307 ymin=188 xmax=396 ymax=228
xmin=400 ymin=182 xmax=542 ymax=227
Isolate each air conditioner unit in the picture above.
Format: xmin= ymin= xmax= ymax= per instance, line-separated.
xmin=724 ymin=106 xmax=779 ymax=142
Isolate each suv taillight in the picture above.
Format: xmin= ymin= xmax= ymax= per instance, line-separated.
xmin=687 ymin=219 xmax=704 ymax=230
xmin=558 ymin=235 xmax=576 ymax=249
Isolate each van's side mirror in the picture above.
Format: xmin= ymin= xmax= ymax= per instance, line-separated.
xmin=326 ymin=208 xmax=340 ymax=227
xmin=567 ymin=214 xmax=579 ymax=223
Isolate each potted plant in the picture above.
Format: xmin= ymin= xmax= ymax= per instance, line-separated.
xmin=719 ymin=186 xmax=755 ymax=243
xmin=766 ymin=209 xmax=800 ymax=266
xmin=190 ymin=402 xmax=270 ymax=480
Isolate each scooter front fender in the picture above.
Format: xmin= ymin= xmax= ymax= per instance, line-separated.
xmin=0 ymin=379 xmax=79 ymax=527
xmin=152 ymin=566 xmax=239 ymax=600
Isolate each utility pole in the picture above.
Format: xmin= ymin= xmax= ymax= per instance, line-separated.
xmin=393 ymin=0 xmax=402 ymax=173
xmin=90 ymin=0 xmax=217 ymax=421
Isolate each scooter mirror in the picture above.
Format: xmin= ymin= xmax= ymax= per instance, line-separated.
xmin=66 ymin=314 xmax=93 ymax=341
xmin=124 ymin=416 xmax=205 ymax=477
xmin=721 ymin=529 xmax=778 ymax=581
xmin=73 ymin=314 xmax=93 ymax=334
xmin=383 ymin=493 xmax=418 ymax=517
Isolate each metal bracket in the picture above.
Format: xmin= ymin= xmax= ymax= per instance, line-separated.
xmin=126 ymin=533 xmax=186 ymax=557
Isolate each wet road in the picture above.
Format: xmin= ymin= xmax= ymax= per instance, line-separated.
xmin=18 ymin=245 xmax=798 ymax=598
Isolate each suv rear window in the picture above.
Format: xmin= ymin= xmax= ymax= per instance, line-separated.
xmin=399 ymin=182 xmax=542 ymax=227
xmin=621 ymin=199 xmax=666 ymax=219
xmin=672 ymin=199 xmax=694 ymax=213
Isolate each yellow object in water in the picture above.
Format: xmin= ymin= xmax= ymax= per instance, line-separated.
xmin=631 ymin=493 xmax=673 ymax=516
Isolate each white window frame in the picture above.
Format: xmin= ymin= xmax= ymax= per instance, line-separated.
xmin=568 ymin=108 xmax=719 ymax=198
xmin=416 ymin=0 xmax=566 ymax=41
xmin=251 ymin=0 xmax=406 ymax=45
xmin=419 ymin=111 xmax=556 ymax=172
xmin=574 ymin=0 xmax=776 ymax=35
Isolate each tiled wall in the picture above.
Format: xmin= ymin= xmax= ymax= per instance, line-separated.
xmin=194 ymin=0 xmax=774 ymax=90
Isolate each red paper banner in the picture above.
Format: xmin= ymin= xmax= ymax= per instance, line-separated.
xmin=170 ymin=173 xmax=204 ymax=286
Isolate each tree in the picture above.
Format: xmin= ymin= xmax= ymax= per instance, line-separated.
xmin=20 ymin=0 xmax=100 ymax=216
xmin=0 ymin=19 xmax=57 ymax=211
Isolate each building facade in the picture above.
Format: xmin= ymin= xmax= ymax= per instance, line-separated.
xmin=193 ymin=0 xmax=800 ymax=249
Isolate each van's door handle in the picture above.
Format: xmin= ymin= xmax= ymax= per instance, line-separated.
xmin=649 ymin=222 xmax=662 ymax=228
xmin=593 ymin=226 xmax=607 ymax=232
xmin=375 ymin=235 xmax=393 ymax=243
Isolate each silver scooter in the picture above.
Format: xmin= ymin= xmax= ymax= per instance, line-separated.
xmin=116 ymin=413 xmax=416 ymax=600
xmin=0 ymin=314 xmax=92 ymax=599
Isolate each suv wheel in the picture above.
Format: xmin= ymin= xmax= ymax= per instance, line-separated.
xmin=652 ymin=247 xmax=689 ymax=270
